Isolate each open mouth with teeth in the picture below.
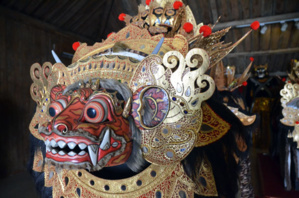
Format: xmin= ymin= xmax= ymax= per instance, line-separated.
xmin=41 ymin=127 xmax=128 ymax=171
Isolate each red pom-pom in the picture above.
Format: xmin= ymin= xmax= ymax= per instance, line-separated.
xmin=183 ymin=22 xmax=193 ymax=33
xmin=250 ymin=57 xmax=254 ymax=62
xmin=173 ymin=1 xmax=183 ymax=10
xmin=118 ymin=13 xmax=126 ymax=21
xmin=107 ymin=32 xmax=113 ymax=38
xmin=296 ymin=121 xmax=299 ymax=125
xmin=199 ymin=25 xmax=212 ymax=37
xmin=250 ymin=21 xmax=260 ymax=30
xmin=242 ymin=81 xmax=248 ymax=86
xmin=282 ymin=77 xmax=286 ymax=82
xmin=146 ymin=0 xmax=152 ymax=5
xmin=72 ymin=42 xmax=80 ymax=51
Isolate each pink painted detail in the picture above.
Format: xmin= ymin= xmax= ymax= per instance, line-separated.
xmin=131 ymin=86 xmax=169 ymax=129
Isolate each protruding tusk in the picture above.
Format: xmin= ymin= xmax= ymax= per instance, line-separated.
xmin=88 ymin=145 xmax=99 ymax=167
xmin=100 ymin=128 xmax=111 ymax=150
xmin=51 ymin=50 xmax=62 ymax=63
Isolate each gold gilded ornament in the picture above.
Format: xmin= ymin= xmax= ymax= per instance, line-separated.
xmin=195 ymin=156 xmax=218 ymax=196
xmin=44 ymin=163 xmax=200 ymax=198
xmin=280 ymin=82 xmax=299 ymax=126
xmin=29 ymin=62 xmax=55 ymax=140
xmin=128 ymin=48 xmax=215 ymax=165
xmin=196 ymin=102 xmax=231 ymax=147
xmin=226 ymin=106 xmax=256 ymax=126
xmin=32 ymin=149 xmax=44 ymax=173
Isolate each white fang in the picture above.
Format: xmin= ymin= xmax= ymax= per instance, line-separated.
xmin=100 ymin=129 xmax=110 ymax=150
xmin=88 ymin=145 xmax=99 ymax=166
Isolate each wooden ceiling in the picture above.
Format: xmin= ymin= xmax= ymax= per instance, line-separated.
xmin=1 ymin=0 xmax=299 ymax=75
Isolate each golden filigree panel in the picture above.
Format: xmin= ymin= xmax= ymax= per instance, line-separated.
xmin=196 ymin=102 xmax=231 ymax=147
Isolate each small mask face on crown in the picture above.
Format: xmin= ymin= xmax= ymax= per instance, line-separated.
xmin=128 ymin=2 xmax=182 ymax=36
xmin=254 ymin=64 xmax=268 ymax=79
xmin=39 ymin=85 xmax=132 ymax=171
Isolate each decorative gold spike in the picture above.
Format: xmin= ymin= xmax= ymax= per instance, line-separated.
xmin=211 ymin=16 xmax=221 ymax=30
xmin=91 ymin=79 xmax=100 ymax=90
xmin=210 ymin=60 xmax=252 ymax=92
xmin=209 ymin=29 xmax=252 ymax=68
xmin=237 ymin=61 xmax=253 ymax=84
xmin=122 ymin=97 xmax=132 ymax=118
xmin=226 ymin=66 xmax=236 ymax=86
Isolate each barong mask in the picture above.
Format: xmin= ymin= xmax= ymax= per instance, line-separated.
xmin=38 ymin=84 xmax=132 ymax=171
xmin=29 ymin=0 xmax=259 ymax=197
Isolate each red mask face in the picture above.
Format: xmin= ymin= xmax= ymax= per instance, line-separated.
xmin=39 ymin=85 xmax=132 ymax=171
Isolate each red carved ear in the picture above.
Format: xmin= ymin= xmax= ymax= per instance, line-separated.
xmin=50 ymin=85 xmax=66 ymax=101
xmin=131 ymin=86 xmax=170 ymax=130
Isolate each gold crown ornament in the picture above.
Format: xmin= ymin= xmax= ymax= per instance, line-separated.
xmin=280 ymin=81 xmax=299 ymax=148
xmin=29 ymin=0 xmax=260 ymax=197
xmin=280 ymin=82 xmax=299 ymax=126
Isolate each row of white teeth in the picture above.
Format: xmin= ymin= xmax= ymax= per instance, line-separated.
xmin=45 ymin=139 xmax=87 ymax=156
xmin=44 ymin=128 xmax=118 ymax=166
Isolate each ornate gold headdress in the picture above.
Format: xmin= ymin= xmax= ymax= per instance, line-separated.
xmin=30 ymin=0 xmax=259 ymax=197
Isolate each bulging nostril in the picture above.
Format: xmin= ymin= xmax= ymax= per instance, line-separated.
xmin=56 ymin=124 xmax=68 ymax=134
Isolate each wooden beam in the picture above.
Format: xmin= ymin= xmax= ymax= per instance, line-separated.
xmin=235 ymin=71 xmax=288 ymax=77
xmin=214 ymin=13 xmax=299 ymax=30
xmin=0 ymin=5 xmax=94 ymax=43
xmin=226 ymin=47 xmax=299 ymax=58
xmin=209 ymin=0 xmax=218 ymax=23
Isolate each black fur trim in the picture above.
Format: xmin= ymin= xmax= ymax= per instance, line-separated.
xmin=182 ymin=95 xmax=250 ymax=198
xmin=28 ymin=134 xmax=52 ymax=198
